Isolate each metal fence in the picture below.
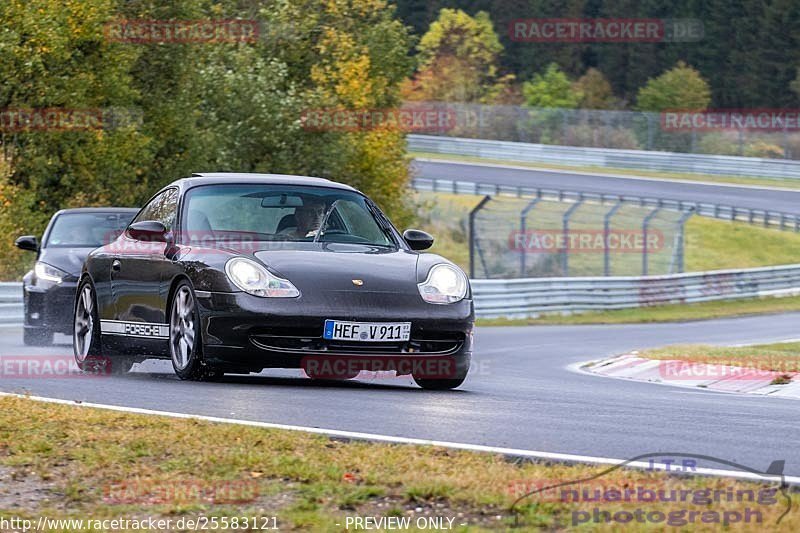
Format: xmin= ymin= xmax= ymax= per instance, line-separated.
xmin=471 ymin=264 xmax=800 ymax=319
xmin=412 ymin=177 xmax=800 ymax=280
xmin=405 ymin=102 xmax=800 ymax=160
xmin=0 ymin=283 xmax=22 ymax=325
xmin=411 ymin=177 xmax=800 ymax=232
xmin=467 ymin=194 xmax=692 ymax=279
xmin=408 ymin=134 xmax=800 ymax=181
xmin=3 ymin=266 xmax=800 ymax=322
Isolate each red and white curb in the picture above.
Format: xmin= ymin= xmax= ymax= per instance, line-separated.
xmin=582 ymin=353 xmax=800 ymax=399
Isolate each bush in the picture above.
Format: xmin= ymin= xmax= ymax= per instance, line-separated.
xmin=743 ymin=141 xmax=785 ymax=159
xmin=0 ymin=176 xmax=50 ymax=280
xmin=561 ymin=124 xmax=640 ymax=150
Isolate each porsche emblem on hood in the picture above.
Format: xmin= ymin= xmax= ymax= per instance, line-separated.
xmin=351 ymin=279 xmax=364 ymax=286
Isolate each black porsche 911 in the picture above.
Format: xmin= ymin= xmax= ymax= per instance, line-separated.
xmin=74 ymin=173 xmax=474 ymax=389
xmin=15 ymin=208 xmax=138 ymax=345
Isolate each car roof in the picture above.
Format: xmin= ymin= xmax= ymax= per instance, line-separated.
xmin=172 ymin=173 xmax=358 ymax=193
xmin=52 ymin=207 xmax=139 ymax=216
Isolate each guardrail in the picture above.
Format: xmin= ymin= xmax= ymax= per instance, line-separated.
xmin=0 ymin=282 xmax=23 ymax=326
xmin=470 ymin=264 xmax=800 ymax=318
xmin=411 ymin=177 xmax=800 ymax=231
xmin=3 ymin=266 xmax=800 ymax=323
xmin=408 ymin=134 xmax=800 ymax=181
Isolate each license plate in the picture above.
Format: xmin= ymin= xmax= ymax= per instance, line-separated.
xmin=323 ymin=320 xmax=411 ymax=342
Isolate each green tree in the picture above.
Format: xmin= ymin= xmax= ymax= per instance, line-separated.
xmin=635 ymin=61 xmax=711 ymax=111
xmin=0 ymin=0 xmax=417 ymax=279
xmin=0 ymin=0 xmax=154 ymax=209
xmin=404 ymin=8 xmax=508 ymax=103
xmin=522 ymin=63 xmax=582 ymax=108
xmin=267 ymin=0 xmax=415 ymax=225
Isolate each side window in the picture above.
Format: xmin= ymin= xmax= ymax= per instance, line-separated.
xmin=132 ymin=188 xmax=179 ymax=231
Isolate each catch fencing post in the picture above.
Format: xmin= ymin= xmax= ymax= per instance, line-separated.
xmin=603 ymin=201 xmax=624 ymax=276
xmin=673 ymin=208 xmax=695 ymax=273
xmin=642 ymin=205 xmax=663 ymax=276
xmin=562 ymin=198 xmax=584 ymax=276
xmin=519 ymin=198 xmax=541 ymax=277
xmin=469 ymin=195 xmax=492 ymax=279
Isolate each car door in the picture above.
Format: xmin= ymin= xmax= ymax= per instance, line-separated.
xmin=106 ymin=188 xmax=179 ymax=348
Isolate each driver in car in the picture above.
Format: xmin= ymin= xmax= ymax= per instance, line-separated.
xmin=280 ymin=198 xmax=326 ymax=239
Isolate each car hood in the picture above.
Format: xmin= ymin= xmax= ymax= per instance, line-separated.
xmin=252 ymin=243 xmax=420 ymax=293
xmin=39 ymin=247 xmax=95 ymax=277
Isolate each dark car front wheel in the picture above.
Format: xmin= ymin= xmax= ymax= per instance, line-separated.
xmin=169 ymin=282 xmax=220 ymax=381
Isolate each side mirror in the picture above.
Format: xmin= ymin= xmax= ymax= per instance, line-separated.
xmin=14 ymin=235 xmax=39 ymax=252
xmin=403 ymin=229 xmax=434 ymax=251
xmin=126 ymin=220 xmax=168 ymax=242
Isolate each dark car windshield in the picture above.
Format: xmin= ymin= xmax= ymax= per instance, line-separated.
xmin=45 ymin=212 xmax=136 ymax=248
xmin=182 ymin=184 xmax=396 ymax=247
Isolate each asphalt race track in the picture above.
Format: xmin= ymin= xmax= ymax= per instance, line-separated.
xmin=2 ymin=312 xmax=800 ymax=475
xmin=412 ymin=159 xmax=800 ymax=215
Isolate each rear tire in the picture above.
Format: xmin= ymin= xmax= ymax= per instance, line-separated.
xmin=23 ymin=327 xmax=53 ymax=346
xmin=169 ymin=282 xmax=219 ymax=381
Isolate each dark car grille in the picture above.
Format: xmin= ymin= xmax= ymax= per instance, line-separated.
xmin=249 ymin=325 xmax=464 ymax=356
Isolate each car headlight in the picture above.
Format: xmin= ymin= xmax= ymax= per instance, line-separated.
xmin=34 ymin=261 xmax=67 ymax=283
xmin=418 ymin=264 xmax=468 ymax=304
xmin=224 ymin=257 xmax=299 ymax=298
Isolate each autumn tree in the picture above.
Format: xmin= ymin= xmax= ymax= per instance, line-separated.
xmin=573 ymin=68 xmax=616 ymax=109
xmin=403 ymin=8 xmax=510 ymax=103
xmin=0 ymin=0 xmax=416 ymax=278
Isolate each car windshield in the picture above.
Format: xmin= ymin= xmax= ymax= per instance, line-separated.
xmin=182 ymin=184 xmax=396 ymax=247
xmin=45 ymin=212 xmax=136 ymax=248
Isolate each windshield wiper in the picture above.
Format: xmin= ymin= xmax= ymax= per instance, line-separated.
xmin=366 ymin=201 xmax=398 ymax=245
xmin=312 ymin=199 xmax=341 ymax=243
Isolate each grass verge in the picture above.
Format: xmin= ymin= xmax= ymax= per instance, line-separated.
xmin=411 ymin=151 xmax=800 ymax=191
xmin=476 ymin=295 xmax=800 ymax=326
xmin=638 ymin=341 xmax=800 ymax=373
xmin=1 ymin=395 xmax=797 ymax=531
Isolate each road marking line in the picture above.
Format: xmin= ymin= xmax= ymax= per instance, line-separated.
xmin=3 ymin=390 xmax=799 ymax=484
xmin=414 ymin=157 xmax=800 ymax=194
xmin=729 ymin=338 xmax=800 ymax=347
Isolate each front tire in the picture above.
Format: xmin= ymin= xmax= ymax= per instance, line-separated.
xmin=169 ymin=282 xmax=218 ymax=381
xmin=412 ymin=355 xmax=469 ymax=390
xmin=73 ymin=281 xmax=103 ymax=372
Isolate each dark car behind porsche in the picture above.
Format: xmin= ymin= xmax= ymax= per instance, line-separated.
xmin=15 ymin=208 xmax=137 ymax=345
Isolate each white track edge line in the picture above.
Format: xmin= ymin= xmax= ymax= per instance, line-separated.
xmin=3 ymin=391 xmax=799 ymax=485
